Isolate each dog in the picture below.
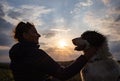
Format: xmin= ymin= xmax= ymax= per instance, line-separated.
xmin=72 ymin=31 xmax=120 ymax=81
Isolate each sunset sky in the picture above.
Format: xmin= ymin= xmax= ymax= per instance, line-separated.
xmin=0 ymin=0 xmax=120 ymax=62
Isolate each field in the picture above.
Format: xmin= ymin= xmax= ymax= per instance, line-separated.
xmin=0 ymin=62 xmax=82 ymax=81
xmin=0 ymin=63 xmax=14 ymax=81
xmin=1 ymin=61 xmax=120 ymax=81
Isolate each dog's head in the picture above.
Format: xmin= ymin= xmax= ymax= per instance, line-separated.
xmin=72 ymin=31 xmax=106 ymax=51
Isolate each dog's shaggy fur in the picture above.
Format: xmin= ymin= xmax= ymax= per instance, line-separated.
xmin=73 ymin=31 xmax=120 ymax=81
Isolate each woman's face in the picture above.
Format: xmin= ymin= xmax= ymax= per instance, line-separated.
xmin=23 ymin=26 xmax=41 ymax=44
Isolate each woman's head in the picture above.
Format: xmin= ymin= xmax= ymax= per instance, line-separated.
xmin=14 ymin=22 xmax=40 ymax=44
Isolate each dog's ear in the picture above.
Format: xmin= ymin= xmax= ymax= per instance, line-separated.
xmin=81 ymin=31 xmax=106 ymax=47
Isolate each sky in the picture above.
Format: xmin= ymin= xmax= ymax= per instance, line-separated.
xmin=0 ymin=0 xmax=120 ymax=62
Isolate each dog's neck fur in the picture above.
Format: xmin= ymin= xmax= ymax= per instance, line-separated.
xmin=89 ymin=42 xmax=113 ymax=62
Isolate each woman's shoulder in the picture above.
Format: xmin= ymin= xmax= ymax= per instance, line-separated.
xmin=10 ymin=43 xmax=21 ymax=50
xmin=36 ymin=48 xmax=47 ymax=54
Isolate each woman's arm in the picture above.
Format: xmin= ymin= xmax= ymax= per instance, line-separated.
xmin=35 ymin=48 xmax=96 ymax=80
xmin=39 ymin=49 xmax=96 ymax=80
xmin=52 ymin=55 xmax=88 ymax=80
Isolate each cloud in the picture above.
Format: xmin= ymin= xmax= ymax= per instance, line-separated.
xmin=0 ymin=1 xmax=14 ymax=49
xmin=40 ymin=17 xmax=71 ymax=38
xmin=84 ymin=13 xmax=120 ymax=60
xmin=115 ymin=15 xmax=120 ymax=22
xmin=0 ymin=0 xmax=119 ymax=62
xmin=0 ymin=49 xmax=10 ymax=63
xmin=71 ymin=0 xmax=93 ymax=14
xmin=50 ymin=28 xmax=71 ymax=32
xmin=114 ymin=6 xmax=120 ymax=21
xmin=109 ymin=41 xmax=120 ymax=53
xmin=109 ymin=41 xmax=120 ymax=60
xmin=0 ymin=46 xmax=10 ymax=50
xmin=42 ymin=32 xmax=56 ymax=38
xmin=102 ymin=0 xmax=111 ymax=5
xmin=52 ymin=17 xmax=70 ymax=29
xmin=0 ymin=1 xmax=55 ymax=62
xmin=0 ymin=17 xmax=13 ymax=46
xmin=0 ymin=3 xmax=5 ymax=17
xmin=39 ymin=42 xmax=47 ymax=46
xmin=83 ymin=11 xmax=120 ymax=41
xmin=0 ymin=1 xmax=53 ymax=26
xmin=0 ymin=17 xmax=12 ymax=30
xmin=0 ymin=1 xmax=18 ymax=26
xmin=0 ymin=33 xmax=13 ymax=46
xmin=53 ymin=18 xmax=65 ymax=24
xmin=82 ymin=4 xmax=120 ymax=59
xmin=79 ymin=0 xmax=93 ymax=7
xmin=0 ymin=0 xmax=54 ymax=46
xmin=16 ymin=5 xmax=52 ymax=25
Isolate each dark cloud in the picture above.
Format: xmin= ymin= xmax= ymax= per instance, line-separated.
xmin=110 ymin=0 xmax=120 ymax=7
xmin=39 ymin=42 xmax=47 ymax=46
xmin=109 ymin=41 xmax=120 ymax=60
xmin=0 ymin=3 xmax=5 ymax=17
xmin=8 ymin=10 xmax=22 ymax=20
xmin=0 ymin=50 xmax=9 ymax=55
xmin=114 ymin=5 xmax=120 ymax=22
xmin=0 ymin=17 xmax=13 ymax=46
xmin=0 ymin=33 xmax=13 ymax=46
xmin=109 ymin=41 xmax=120 ymax=54
xmin=109 ymin=23 xmax=120 ymax=34
xmin=0 ymin=1 xmax=22 ymax=20
xmin=115 ymin=5 xmax=120 ymax=10
xmin=42 ymin=32 xmax=56 ymax=38
xmin=0 ymin=1 xmax=14 ymax=46
xmin=107 ymin=1 xmax=120 ymax=22
xmin=0 ymin=17 xmax=12 ymax=30
xmin=115 ymin=15 xmax=120 ymax=22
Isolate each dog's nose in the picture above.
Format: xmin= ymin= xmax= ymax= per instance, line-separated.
xmin=72 ymin=39 xmax=75 ymax=45
xmin=72 ymin=38 xmax=79 ymax=45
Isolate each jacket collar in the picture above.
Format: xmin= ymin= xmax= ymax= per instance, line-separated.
xmin=19 ymin=40 xmax=40 ymax=48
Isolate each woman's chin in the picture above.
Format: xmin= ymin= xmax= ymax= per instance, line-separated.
xmin=36 ymin=41 xmax=39 ymax=44
xmin=33 ymin=40 xmax=39 ymax=44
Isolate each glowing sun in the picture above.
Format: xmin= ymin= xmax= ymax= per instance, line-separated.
xmin=58 ymin=39 xmax=68 ymax=48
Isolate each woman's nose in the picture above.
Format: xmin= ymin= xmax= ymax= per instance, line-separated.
xmin=38 ymin=33 xmax=41 ymax=37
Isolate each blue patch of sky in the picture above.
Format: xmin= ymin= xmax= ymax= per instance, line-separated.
xmin=6 ymin=0 xmax=93 ymax=32
xmin=6 ymin=0 xmax=31 ymax=7
xmin=89 ymin=0 xmax=108 ymax=18
xmin=7 ymin=0 xmax=78 ymax=9
xmin=109 ymin=0 xmax=120 ymax=8
xmin=6 ymin=0 xmax=83 ymax=26
xmin=37 ymin=0 xmax=80 ymax=29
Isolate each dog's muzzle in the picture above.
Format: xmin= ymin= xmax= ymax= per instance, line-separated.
xmin=72 ymin=37 xmax=90 ymax=51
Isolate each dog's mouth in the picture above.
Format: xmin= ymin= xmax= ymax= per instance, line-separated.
xmin=74 ymin=45 xmax=86 ymax=51
xmin=72 ymin=41 xmax=81 ymax=50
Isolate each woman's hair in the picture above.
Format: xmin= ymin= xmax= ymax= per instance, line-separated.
xmin=14 ymin=21 xmax=34 ymax=42
xmin=81 ymin=31 xmax=106 ymax=47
